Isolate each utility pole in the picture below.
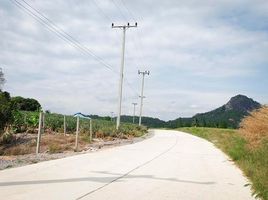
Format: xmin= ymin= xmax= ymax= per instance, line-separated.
xmin=112 ymin=22 xmax=137 ymax=130
xmin=132 ymin=103 xmax=137 ymax=124
xmin=63 ymin=115 xmax=66 ymax=136
xmin=138 ymin=70 xmax=150 ymax=126
xmin=75 ymin=116 xmax=80 ymax=151
xmin=36 ymin=112 xmax=43 ymax=154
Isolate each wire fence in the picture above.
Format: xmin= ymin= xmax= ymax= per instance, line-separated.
xmin=5 ymin=111 xmax=146 ymax=154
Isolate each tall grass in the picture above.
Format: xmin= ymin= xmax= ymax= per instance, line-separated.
xmin=239 ymin=106 xmax=268 ymax=147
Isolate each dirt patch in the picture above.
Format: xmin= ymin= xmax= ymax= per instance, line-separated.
xmin=0 ymin=131 xmax=152 ymax=170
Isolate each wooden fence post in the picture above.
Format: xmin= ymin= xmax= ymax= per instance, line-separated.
xmin=90 ymin=119 xmax=93 ymax=142
xmin=36 ymin=112 xmax=43 ymax=154
xmin=75 ymin=116 xmax=79 ymax=151
xmin=64 ymin=115 xmax=66 ymax=136
xmin=42 ymin=113 xmax=45 ymax=129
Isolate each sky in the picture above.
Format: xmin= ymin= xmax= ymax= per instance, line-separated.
xmin=0 ymin=0 xmax=268 ymax=121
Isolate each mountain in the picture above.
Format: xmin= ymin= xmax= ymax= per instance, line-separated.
xmin=167 ymin=95 xmax=261 ymax=129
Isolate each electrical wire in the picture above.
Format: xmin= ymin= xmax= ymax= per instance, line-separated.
xmin=11 ymin=0 xmax=117 ymax=73
xmin=116 ymin=0 xmax=147 ymax=69
xmin=110 ymin=0 xmax=128 ymax=21
xmin=10 ymin=0 xmax=140 ymax=96
xmin=119 ymin=0 xmax=136 ymax=21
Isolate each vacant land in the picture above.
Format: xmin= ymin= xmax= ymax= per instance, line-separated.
xmin=0 ymin=111 xmax=148 ymax=170
xmin=179 ymin=127 xmax=268 ymax=200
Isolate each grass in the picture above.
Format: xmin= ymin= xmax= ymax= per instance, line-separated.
xmin=178 ymin=127 xmax=268 ymax=200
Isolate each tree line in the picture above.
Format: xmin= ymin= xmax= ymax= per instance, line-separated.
xmin=0 ymin=69 xmax=41 ymax=132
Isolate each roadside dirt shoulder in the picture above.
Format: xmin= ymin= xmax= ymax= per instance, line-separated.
xmin=0 ymin=131 xmax=152 ymax=170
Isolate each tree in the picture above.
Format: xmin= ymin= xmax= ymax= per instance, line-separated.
xmin=0 ymin=91 xmax=12 ymax=132
xmin=11 ymin=96 xmax=41 ymax=111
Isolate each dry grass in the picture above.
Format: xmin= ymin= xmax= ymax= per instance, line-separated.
xmin=239 ymin=106 xmax=268 ymax=147
xmin=0 ymin=133 xmax=89 ymax=155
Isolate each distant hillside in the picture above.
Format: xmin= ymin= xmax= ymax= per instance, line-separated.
xmin=80 ymin=114 xmax=166 ymax=128
xmin=120 ymin=115 xmax=166 ymax=128
xmin=83 ymin=95 xmax=261 ymax=129
xmin=167 ymin=95 xmax=261 ymax=129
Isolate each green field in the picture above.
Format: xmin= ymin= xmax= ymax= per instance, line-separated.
xmin=11 ymin=111 xmax=147 ymax=138
xmin=0 ymin=111 xmax=147 ymax=155
xmin=178 ymin=127 xmax=268 ymax=200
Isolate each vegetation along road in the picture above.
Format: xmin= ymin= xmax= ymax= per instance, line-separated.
xmin=0 ymin=130 xmax=254 ymax=200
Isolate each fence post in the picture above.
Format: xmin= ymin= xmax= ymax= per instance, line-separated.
xmin=90 ymin=119 xmax=93 ymax=142
xmin=36 ymin=112 xmax=43 ymax=154
xmin=42 ymin=113 xmax=45 ymax=129
xmin=75 ymin=116 xmax=79 ymax=151
xmin=64 ymin=115 xmax=66 ymax=136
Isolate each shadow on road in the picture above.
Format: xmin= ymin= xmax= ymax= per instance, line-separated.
xmin=0 ymin=170 xmax=215 ymax=187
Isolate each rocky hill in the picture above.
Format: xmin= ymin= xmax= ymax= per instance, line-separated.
xmin=167 ymin=95 xmax=261 ymax=129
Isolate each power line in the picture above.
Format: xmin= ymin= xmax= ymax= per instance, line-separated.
xmin=119 ymin=0 xmax=136 ymax=21
xmin=110 ymin=0 xmax=128 ymax=21
xmin=91 ymin=0 xmax=121 ymax=44
xmin=92 ymin=0 xmax=113 ymax=22
xmin=10 ymin=0 xmax=140 ymax=104
xmin=115 ymin=0 xmax=147 ymax=68
xmin=90 ymin=0 xmax=140 ymax=96
xmin=11 ymin=0 xmax=117 ymax=73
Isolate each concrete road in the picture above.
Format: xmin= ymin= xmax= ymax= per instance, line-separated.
xmin=0 ymin=130 xmax=254 ymax=200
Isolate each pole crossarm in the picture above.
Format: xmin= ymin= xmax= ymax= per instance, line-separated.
xmin=112 ymin=22 xmax=137 ymax=29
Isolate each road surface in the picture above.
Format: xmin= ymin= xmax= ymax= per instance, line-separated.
xmin=0 ymin=130 xmax=254 ymax=200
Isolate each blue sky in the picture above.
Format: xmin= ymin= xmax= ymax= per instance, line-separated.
xmin=0 ymin=0 xmax=268 ymax=120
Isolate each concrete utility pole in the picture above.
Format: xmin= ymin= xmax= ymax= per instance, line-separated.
xmin=75 ymin=116 xmax=80 ymax=151
xmin=89 ymin=119 xmax=93 ymax=142
xmin=36 ymin=112 xmax=43 ymax=154
xmin=112 ymin=22 xmax=137 ymax=129
xmin=132 ymin=103 xmax=137 ymax=124
xmin=63 ymin=115 xmax=66 ymax=136
xmin=138 ymin=70 xmax=150 ymax=126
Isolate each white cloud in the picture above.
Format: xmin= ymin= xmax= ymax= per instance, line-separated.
xmin=0 ymin=0 xmax=267 ymax=120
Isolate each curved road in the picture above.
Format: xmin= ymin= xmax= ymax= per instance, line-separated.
xmin=0 ymin=130 xmax=254 ymax=200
